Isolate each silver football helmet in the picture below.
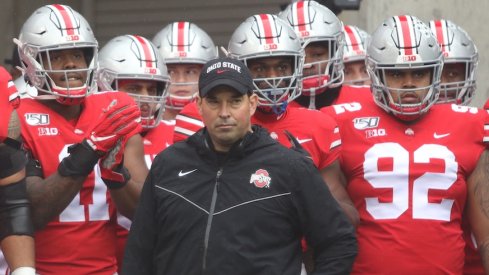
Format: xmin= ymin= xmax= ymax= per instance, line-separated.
xmin=343 ymin=25 xmax=369 ymax=63
xmin=152 ymin=22 xmax=218 ymax=110
xmin=98 ymin=35 xmax=170 ymax=129
xmin=278 ymin=0 xmax=344 ymax=96
xmin=227 ymin=14 xmax=304 ymax=114
xmin=429 ymin=19 xmax=478 ymax=105
xmin=367 ymin=15 xmax=443 ymax=121
xmin=15 ymin=4 xmax=98 ymax=105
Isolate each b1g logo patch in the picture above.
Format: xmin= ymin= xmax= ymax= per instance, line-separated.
xmin=250 ymin=169 xmax=271 ymax=189
xmin=25 ymin=113 xmax=50 ymax=126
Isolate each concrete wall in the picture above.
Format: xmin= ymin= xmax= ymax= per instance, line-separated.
xmin=1 ymin=0 xmax=487 ymax=106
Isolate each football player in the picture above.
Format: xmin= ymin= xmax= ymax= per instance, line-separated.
xmin=278 ymin=0 xmax=373 ymax=109
xmin=342 ymin=25 xmax=370 ymax=86
xmin=227 ymin=13 xmax=357 ymax=224
xmin=0 ymin=67 xmax=35 ymax=275
xmin=430 ymin=19 xmax=482 ymax=275
xmin=429 ymin=19 xmax=478 ymax=105
xmin=12 ymin=4 xmax=146 ymax=274
xmin=323 ymin=15 xmax=489 ymax=273
xmin=152 ymin=21 xmax=218 ymax=126
xmin=98 ymin=34 xmax=171 ymax=271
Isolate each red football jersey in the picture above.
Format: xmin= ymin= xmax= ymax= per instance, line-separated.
xmin=333 ymin=85 xmax=372 ymax=105
xmin=115 ymin=119 xmax=174 ymax=271
xmin=325 ymin=100 xmax=489 ymax=274
xmin=173 ymin=101 xmax=202 ymax=143
xmin=0 ymin=67 xmax=19 ymax=142
xmin=252 ymin=107 xmax=340 ymax=170
xmin=142 ymin=119 xmax=174 ymax=168
xmin=17 ymin=91 xmax=140 ymax=275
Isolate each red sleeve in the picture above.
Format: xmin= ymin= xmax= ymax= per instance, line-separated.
xmin=312 ymin=112 xmax=341 ymax=170
xmin=173 ymin=101 xmax=204 ymax=142
xmin=0 ymin=66 xmax=19 ymax=142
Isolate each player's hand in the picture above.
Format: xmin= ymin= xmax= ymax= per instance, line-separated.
xmin=85 ymin=99 xmax=141 ymax=154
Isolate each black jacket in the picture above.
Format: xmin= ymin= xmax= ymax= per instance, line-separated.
xmin=122 ymin=125 xmax=357 ymax=275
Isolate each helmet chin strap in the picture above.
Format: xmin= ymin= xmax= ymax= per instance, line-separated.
xmin=50 ymin=80 xmax=88 ymax=105
xmin=258 ymin=101 xmax=288 ymax=115
xmin=308 ymin=89 xmax=316 ymax=109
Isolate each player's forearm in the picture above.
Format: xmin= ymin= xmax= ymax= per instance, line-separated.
xmin=339 ymin=201 xmax=359 ymax=227
xmin=110 ymin=178 xmax=142 ymax=219
xmin=1 ymin=235 xmax=35 ymax=270
xmin=26 ymin=174 xmax=84 ymax=229
xmin=479 ymin=241 xmax=489 ymax=274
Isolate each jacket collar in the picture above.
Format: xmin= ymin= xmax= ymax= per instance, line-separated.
xmin=188 ymin=125 xmax=274 ymax=160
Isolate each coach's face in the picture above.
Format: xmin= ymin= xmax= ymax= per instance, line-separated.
xmin=198 ymin=86 xmax=257 ymax=152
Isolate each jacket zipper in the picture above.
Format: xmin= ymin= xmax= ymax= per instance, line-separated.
xmin=202 ymin=168 xmax=222 ymax=272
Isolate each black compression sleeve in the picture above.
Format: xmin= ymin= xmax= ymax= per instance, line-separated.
xmin=0 ymin=143 xmax=27 ymax=179
xmin=0 ymin=178 xmax=34 ymax=241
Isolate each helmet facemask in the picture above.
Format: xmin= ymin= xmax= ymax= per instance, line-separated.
xmin=113 ymin=78 xmax=169 ymax=129
xmin=98 ymin=34 xmax=171 ymax=128
xmin=16 ymin=4 xmax=99 ymax=105
xmin=429 ymin=19 xmax=479 ymax=106
xmin=369 ymin=61 xmax=442 ymax=121
xmin=438 ymin=58 xmax=478 ymax=105
xmin=34 ymin=47 xmax=97 ymax=105
xmin=165 ymin=81 xmax=198 ymax=110
xmin=244 ymin=55 xmax=302 ymax=115
xmin=367 ymin=15 xmax=444 ymax=121
xmin=301 ymin=37 xmax=344 ymax=96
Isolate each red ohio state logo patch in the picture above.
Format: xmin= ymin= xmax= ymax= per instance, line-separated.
xmin=249 ymin=169 xmax=271 ymax=188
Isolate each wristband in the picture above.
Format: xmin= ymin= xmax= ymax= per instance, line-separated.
xmin=10 ymin=267 xmax=36 ymax=275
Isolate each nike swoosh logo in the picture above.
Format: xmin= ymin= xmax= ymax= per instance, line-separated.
xmin=434 ymin=133 xmax=450 ymax=139
xmin=216 ymin=69 xmax=229 ymax=74
xmin=90 ymin=133 xmax=116 ymax=141
xmin=178 ymin=169 xmax=197 ymax=177
xmin=296 ymin=138 xmax=312 ymax=144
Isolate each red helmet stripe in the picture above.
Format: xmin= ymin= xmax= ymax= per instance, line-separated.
xmin=132 ymin=35 xmax=155 ymax=69
xmin=52 ymin=4 xmax=75 ymax=35
xmin=177 ymin=21 xmax=187 ymax=52
xmin=258 ymin=14 xmax=275 ymax=45
xmin=344 ymin=25 xmax=360 ymax=51
xmin=296 ymin=1 xmax=307 ymax=32
xmin=396 ymin=15 xmax=414 ymax=56
xmin=434 ymin=20 xmax=446 ymax=52
xmin=431 ymin=20 xmax=448 ymax=53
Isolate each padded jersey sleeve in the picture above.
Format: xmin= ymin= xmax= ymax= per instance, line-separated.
xmin=173 ymin=102 xmax=204 ymax=143
xmin=0 ymin=67 xmax=19 ymax=142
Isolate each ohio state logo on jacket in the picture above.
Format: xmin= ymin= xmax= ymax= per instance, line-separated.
xmin=249 ymin=169 xmax=271 ymax=188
